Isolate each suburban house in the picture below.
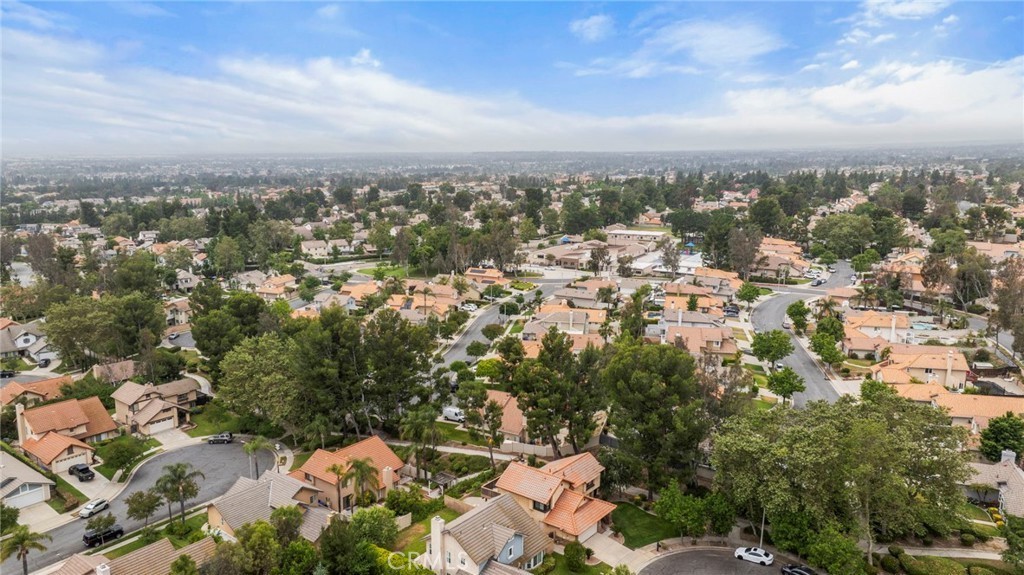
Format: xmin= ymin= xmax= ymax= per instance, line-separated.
xmin=288 ymin=435 xmax=404 ymax=511
xmin=110 ymin=379 xmax=201 ymax=435
xmin=207 ymin=471 xmax=332 ymax=543
xmin=255 ymin=274 xmax=298 ymax=302
xmin=339 ymin=282 xmax=382 ymax=306
xmin=825 ymin=287 xmax=860 ymax=308
xmin=427 ymin=493 xmax=551 ymax=575
xmin=966 ymin=450 xmax=1024 ymax=517
xmin=524 ymin=305 xmax=607 ymax=338
xmin=521 ymin=334 xmax=605 ymax=360
xmin=751 ymin=238 xmax=812 ymax=279
xmin=606 ymin=229 xmax=667 ymax=246
xmin=91 ymin=360 xmax=141 ymax=384
xmin=0 ymin=319 xmax=54 ymax=363
xmin=665 ymin=326 xmax=738 ymax=363
xmin=20 ymin=431 xmax=96 ymax=473
xmin=890 ymin=381 xmax=1024 ymax=434
xmin=0 ymin=451 xmax=55 ymax=508
xmin=871 ymin=346 xmax=970 ymax=390
xmin=664 ymin=294 xmax=724 ymax=317
xmin=476 ymin=390 xmax=527 ymax=444
xmin=490 ymin=453 xmax=615 ymax=542
xmin=16 ymin=397 xmax=117 ymax=444
xmin=844 ymin=311 xmax=911 ymax=344
xmin=465 ymin=268 xmax=510 ymax=288
xmin=0 ymin=375 xmax=70 ymax=407
xmin=637 ymin=211 xmax=665 ymax=227
xmin=52 ymin=536 xmax=217 ymax=575
xmin=164 ymin=297 xmax=192 ymax=326
xmin=173 ymin=269 xmax=199 ymax=292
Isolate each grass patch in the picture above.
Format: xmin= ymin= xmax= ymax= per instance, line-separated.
xmin=357 ymin=266 xmax=407 ymax=279
xmin=758 ymin=287 xmax=774 ymax=296
xmin=610 ymin=503 xmax=676 ymax=549
xmin=95 ymin=435 xmax=159 ymax=480
xmin=394 ymin=507 xmax=461 ymax=553
xmin=509 ymin=281 xmax=537 ymax=291
xmin=743 ymin=363 xmax=766 ymax=373
xmin=961 ymin=504 xmax=994 ymax=523
xmin=1 ymin=357 xmax=33 ymax=371
xmin=186 ymin=402 xmax=241 ymax=438
xmin=954 ymin=559 xmax=1016 ymax=575
xmin=101 ymin=537 xmax=149 ymax=559
xmin=291 ymin=451 xmax=313 ymax=471
xmin=437 ymin=422 xmax=488 ymax=447
xmin=545 ymin=553 xmax=612 ymax=575
xmin=845 ymin=358 xmax=875 ymax=367
xmin=731 ymin=327 xmax=749 ymax=342
xmin=510 ymin=321 xmax=524 ymax=335
xmin=753 ymin=374 xmax=768 ymax=387
xmin=972 ymin=522 xmax=1002 ymax=538
xmin=752 ymin=398 xmax=775 ymax=411
xmin=53 ymin=474 xmax=88 ymax=507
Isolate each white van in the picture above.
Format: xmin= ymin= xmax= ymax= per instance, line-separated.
xmin=443 ymin=406 xmax=466 ymax=423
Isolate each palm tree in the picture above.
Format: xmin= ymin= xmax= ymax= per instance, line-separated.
xmin=244 ymin=435 xmax=275 ymax=478
xmin=814 ymin=297 xmax=837 ymax=320
xmin=421 ymin=286 xmax=433 ymax=315
xmin=305 ymin=415 xmax=330 ymax=450
xmin=855 ymin=284 xmax=876 ymax=308
xmin=159 ymin=463 xmax=206 ymax=523
xmin=384 ymin=276 xmax=406 ymax=297
xmin=452 ymin=276 xmax=469 ymax=297
xmin=342 ymin=457 xmax=380 ymax=508
xmin=2 ymin=525 xmax=51 ymax=575
xmin=326 ymin=462 xmax=347 ymax=512
xmin=400 ymin=408 xmax=432 ymax=481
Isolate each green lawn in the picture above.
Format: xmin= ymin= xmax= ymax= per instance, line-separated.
xmin=758 ymin=287 xmax=774 ymax=296
xmin=972 ymin=523 xmax=1002 ymax=538
xmin=960 ymin=503 xmax=994 ymax=523
xmin=186 ymin=402 xmax=241 ymax=437
xmin=544 ymin=553 xmax=612 ymax=575
xmin=95 ymin=436 xmax=160 ymax=480
xmin=611 ymin=503 xmax=676 ymax=549
xmin=509 ymin=281 xmax=537 ymax=291
xmin=291 ymin=451 xmax=313 ymax=471
xmin=510 ymin=321 xmax=524 ymax=335
xmin=743 ymin=363 xmax=766 ymax=374
xmin=52 ymin=474 xmax=88 ymax=511
xmin=752 ymin=399 xmax=775 ymax=411
xmin=954 ymin=559 xmax=1016 ymax=575
xmin=731 ymin=327 xmax=749 ymax=342
xmin=101 ymin=537 xmax=149 ymax=559
xmin=394 ymin=507 xmax=462 ymax=553
xmin=357 ymin=266 xmax=407 ymax=279
xmin=438 ymin=422 xmax=488 ymax=447
xmin=1 ymin=357 xmax=33 ymax=371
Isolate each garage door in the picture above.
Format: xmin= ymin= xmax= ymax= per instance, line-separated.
xmin=4 ymin=484 xmax=48 ymax=508
xmin=578 ymin=524 xmax=599 ymax=543
xmin=52 ymin=451 xmax=87 ymax=474
xmin=147 ymin=417 xmax=176 ymax=434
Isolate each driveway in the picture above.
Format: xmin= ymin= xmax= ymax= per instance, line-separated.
xmin=750 ymin=261 xmax=852 ymax=407
xmin=640 ymin=549 xmax=779 ymax=575
xmin=1 ymin=443 xmax=274 ymax=574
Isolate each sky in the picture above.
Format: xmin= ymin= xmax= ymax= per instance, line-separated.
xmin=2 ymin=1 xmax=1022 ymax=156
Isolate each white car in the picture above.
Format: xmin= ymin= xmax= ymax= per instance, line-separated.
xmin=735 ymin=547 xmax=774 ymax=566
xmin=79 ymin=499 xmax=109 ymax=518
xmin=460 ymin=304 xmax=478 ymax=312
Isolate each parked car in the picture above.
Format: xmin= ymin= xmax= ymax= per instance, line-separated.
xmin=83 ymin=524 xmax=124 ymax=548
xmin=442 ymin=406 xmax=466 ymax=423
xmin=68 ymin=464 xmax=95 ymax=482
xmin=774 ymin=361 xmax=785 ymax=370
xmin=827 ymin=266 xmax=836 ymax=273
xmin=461 ymin=303 xmax=478 ymax=312
xmin=38 ymin=359 xmax=51 ymax=368
xmin=79 ymin=499 xmax=109 ymax=518
xmin=810 ymin=278 xmax=826 ymax=287
xmin=208 ymin=432 xmax=234 ymax=444
xmin=168 ymin=333 xmax=180 ymax=340
xmin=0 ymin=370 xmax=15 ymax=378
xmin=781 ymin=565 xmax=819 ymax=575
xmin=735 ymin=547 xmax=774 ymax=566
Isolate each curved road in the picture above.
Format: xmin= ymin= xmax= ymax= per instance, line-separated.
xmin=750 ymin=261 xmax=853 ymax=407
xmin=640 ymin=548 xmax=785 ymax=575
xmin=5 ymin=443 xmax=274 ymax=574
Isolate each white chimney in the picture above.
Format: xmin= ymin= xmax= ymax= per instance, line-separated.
xmin=889 ymin=314 xmax=897 ymax=342
xmin=96 ymin=564 xmax=111 ymax=575
xmin=946 ymin=350 xmax=955 ymax=388
xmin=568 ymin=311 xmax=574 ymax=332
xmin=14 ymin=403 xmax=26 ymax=445
xmin=382 ymin=466 xmax=394 ymax=492
xmin=1002 ymin=450 xmax=1017 ymax=464
xmin=677 ymin=309 xmax=682 ymax=326
xmin=430 ymin=516 xmax=446 ymax=573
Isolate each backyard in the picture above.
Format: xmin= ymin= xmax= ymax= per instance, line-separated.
xmin=185 ymin=401 xmax=241 ymax=437
xmin=610 ymin=503 xmax=676 ymax=549
xmin=393 ymin=507 xmax=462 ymax=554
xmin=437 ymin=421 xmax=489 ymax=447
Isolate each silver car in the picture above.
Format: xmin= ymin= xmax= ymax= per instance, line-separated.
xmin=79 ymin=499 xmax=109 ymax=518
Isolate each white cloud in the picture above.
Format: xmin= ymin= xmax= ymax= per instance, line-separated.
xmin=116 ymin=3 xmax=175 ymax=18
xmin=862 ymin=0 xmax=951 ymax=22
xmin=349 ymin=48 xmax=380 ymax=68
xmin=315 ymin=4 xmax=341 ymax=19
xmin=942 ymin=14 xmax=959 ymax=24
xmin=647 ymin=20 xmax=784 ymax=65
xmin=870 ymin=33 xmax=897 ymax=44
xmin=841 ymin=60 xmax=861 ymax=70
xmin=3 ymin=28 xmax=1021 ymax=155
xmin=934 ymin=13 xmax=959 ymax=34
xmin=800 ymin=63 xmax=823 ymax=72
xmin=0 ymin=1 xmax=71 ymax=30
xmin=569 ymin=15 xmax=614 ymax=43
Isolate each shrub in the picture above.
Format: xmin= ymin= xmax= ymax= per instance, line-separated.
xmin=866 ymin=352 xmax=876 ymax=361
xmin=863 ymin=563 xmax=879 ymax=575
xmin=969 ymin=567 xmax=996 ymax=575
xmin=533 ymin=556 xmax=556 ymax=575
xmin=967 ymin=304 xmax=987 ymax=315
xmin=585 ymin=547 xmax=594 ymax=559
xmin=973 ymin=349 xmax=991 ymax=362
xmin=565 ymin=541 xmax=587 ymax=573
xmin=880 ymin=555 xmax=900 ymax=573
xmin=139 ymin=526 xmax=160 ymax=544
xmin=988 ymin=507 xmax=999 ymax=515
xmin=960 ymin=533 xmax=976 ymax=546
xmin=920 ymin=536 xmax=933 ymax=546
xmin=899 ymin=554 xmax=928 ymax=575
xmin=841 ymin=367 xmax=851 ymax=376
xmin=888 ymin=546 xmax=904 ymax=557
xmin=849 ymin=352 xmax=859 ymax=360
xmin=164 ymin=520 xmax=193 ymax=538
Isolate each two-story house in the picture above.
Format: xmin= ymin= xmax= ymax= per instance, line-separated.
xmin=871 ymin=346 xmax=970 ymax=390
xmin=490 ymin=453 xmax=615 ymax=542
xmin=16 ymin=397 xmax=117 ymax=444
xmin=207 ymin=471 xmax=333 ymax=543
xmin=427 ymin=494 xmax=550 ymax=575
xmin=665 ymin=326 xmax=738 ymax=365
xmin=174 ymin=269 xmax=199 ymax=293
xmin=164 ymin=298 xmax=192 ymax=326
xmin=110 ymin=379 xmax=200 ymax=435
xmin=287 ymin=436 xmax=403 ymax=512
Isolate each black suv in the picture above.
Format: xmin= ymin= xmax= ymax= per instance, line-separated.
xmin=207 ymin=432 xmax=233 ymax=444
xmin=68 ymin=464 xmax=95 ymax=481
xmin=83 ymin=524 xmax=124 ymax=547
xmin=0 ymin=370 xmax=15 ymax=378
xmin=781 ymin=565 xmax=819 ymax=575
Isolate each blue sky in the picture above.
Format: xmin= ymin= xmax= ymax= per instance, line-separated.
xmin=2 ymin=1 xmax=1022 ymax=156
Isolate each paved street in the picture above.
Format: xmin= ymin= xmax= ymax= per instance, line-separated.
xmin=750 ymin=261 xmax=852 ymax=407
xmin=639 ymin=549 xmax=779 ymax=575
xmin=3 ymin=443 xmax=273 ymax=574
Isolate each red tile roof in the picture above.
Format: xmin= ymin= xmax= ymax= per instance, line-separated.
xmin=22 ymin=431 xmax=94 ymax=465
xmin=287 ymin=435 xmax=402 ymax=488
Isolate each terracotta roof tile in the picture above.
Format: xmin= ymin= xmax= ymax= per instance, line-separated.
xmin=290 ymin=436 xmax=402 ymax=488
xmin=543 ymin=490 xmax=616 ymax=536
xmin=22 ymin=431 xmax=94 ymax=465
xmin=486 ymin=390 xmax=525 ymax=437
xmin=22 ymin=398 xmax=89 ymax=434
xmin=495 ymin=462 xmax=562 ymax=504
xmin=0 ymin=375 xmax=70 ymax=406
xmin=540 ymin=452 xmax=603 ymax=488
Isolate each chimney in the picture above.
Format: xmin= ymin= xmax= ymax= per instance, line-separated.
xmin=889 ymin=314 xmax=897 ymax=342
xmin=1002 ymin=450 xmax=1017 ymax=464
xmin=15 ymin=403 xmax=26 ymax=445
xmin=430 ymin=516 xmax=446 ymax=573
xmin=96 ymin=565 xmax=111 ymax=575
xmin=946 ymin=350 xmax=956 ymax=388
xmin=568 ymin=311 xmax=574 ymax=332
xmin=677 ymin=309 xmax=682 ymax=326
xmin=383 ymin=466 xmax=394 ymax=493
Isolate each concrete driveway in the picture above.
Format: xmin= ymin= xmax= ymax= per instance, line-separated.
xmin=640 ymin=549 xmax=782 ymax=575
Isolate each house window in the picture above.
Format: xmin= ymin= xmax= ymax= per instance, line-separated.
xmin=924 ymin=368 xmax=934 ymax=374
xmin=446 ymin=552 xmax=451 ymax=564
xmin=304 ymin=473 xmax=312 ymax=482
xmin=177 ymin=394 xmax=189 ymax=404
xmin=712 ymin=340 xmax=721 ymax=348
xmin=67 ymin=447 xmax=73 ymax=455
xmin=508 ymin=548 xmax=514 ymax=559
xmin=460 ymin=557 xmax=466 ymax=566
xmin=585 ymin=480 xmax=595 ymax=491
xmin=532 ymin=501 xmax=549 ymax=512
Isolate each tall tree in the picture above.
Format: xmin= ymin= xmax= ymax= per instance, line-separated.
xmin=1 ymin=526 xmax=51 ymax=575
xmin=750 ymin=330 xmax=794 ymax=367
xmin=157 ymin=463 xmax=205 ymax=523
xmin=342 ymin=458 xmax=380 ymax=507
xmin=766 ymin=367 xmax=805 ymax=406
xmin=124 ymin=489 xmax=162 ymax=528
xmin=728 ymin=226 xmax=763 ymax=280
xmin=980 ymin=412 xmax=1024 ymax=463
xmin=219 ymin=334 xmax=299 ymax=430
xmin=363 ymin=308 xmax=433 ymax=427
